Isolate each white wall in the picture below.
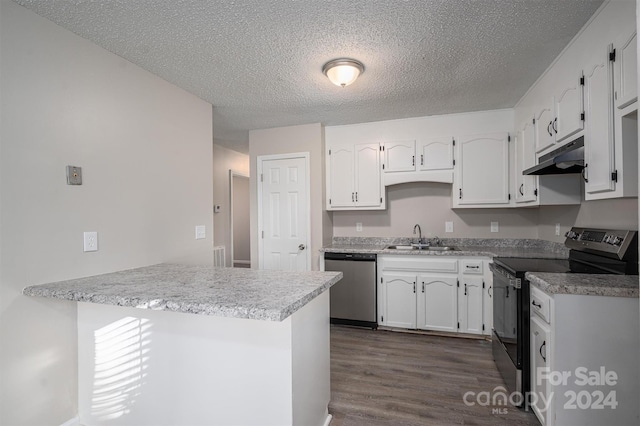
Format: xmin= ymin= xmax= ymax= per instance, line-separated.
xmin=213 ymin=144 xmax=250 ymax=266
xmin=249 ymin=123 xmax=331 ymax=270
xmin=0 ymin=2 xmax=214 ymax=424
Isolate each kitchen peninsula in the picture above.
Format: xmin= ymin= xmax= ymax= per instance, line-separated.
xmin=24 ymin=264 xmax=342 ymax=426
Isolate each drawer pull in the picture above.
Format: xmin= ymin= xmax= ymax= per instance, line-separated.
xmin=532 ymin=300 xmax=542 ymax=308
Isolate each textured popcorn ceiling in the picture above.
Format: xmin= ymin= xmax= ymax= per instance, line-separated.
xmin=15 ymin=0 xmax=604 ymax=153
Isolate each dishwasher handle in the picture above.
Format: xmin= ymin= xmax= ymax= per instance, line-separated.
xmin=324 ymin=252 xmax=377 ymax=261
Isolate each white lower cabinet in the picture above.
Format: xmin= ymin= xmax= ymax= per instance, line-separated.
xmin=530 ymin=285 xmax=639 ymax=426
xmin=378 ymin=255 xmax=492 ymax=336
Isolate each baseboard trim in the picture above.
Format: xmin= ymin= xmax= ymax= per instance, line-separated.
xmin=60 ymin=416 xmax=80 ymax=426
xmin=323 ymin=413 xmax=333 ymax=426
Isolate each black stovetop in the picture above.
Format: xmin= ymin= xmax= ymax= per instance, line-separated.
xmin=492 ymin=257 xmax=571 ymax=276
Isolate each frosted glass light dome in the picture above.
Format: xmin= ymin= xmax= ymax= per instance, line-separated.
xmin=322 ymin=59 xmax=364 ymax=87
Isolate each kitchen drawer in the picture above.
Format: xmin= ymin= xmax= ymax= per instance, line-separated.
xmin=461 ymin=260 xmax=483 ymax=274
xmin=379 ymin=256 xmax=458 ymax=273
xmin=530 ymin=286 xmax=552 ymax=324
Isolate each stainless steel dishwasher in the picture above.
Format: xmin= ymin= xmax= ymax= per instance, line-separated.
xmin=324 ymin=252 xmax=377 ymax=329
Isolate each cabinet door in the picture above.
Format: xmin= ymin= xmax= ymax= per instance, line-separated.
xmin=555 ymin=73 xmax=584 ymax=143
xmin=613 ymin=31 xmax=637 ymax=110
xmin=584 ymin=50 xmax=616 ymax=196
xmin=530 ymin=315 xmax=552 ymax=426
xmin=417 ymin=275 xmax=457 ymax=332
xmin=515 ymin=119 xmax=538 ymax=203
xmin=534 ymin=103 xmax=556 ymax=153
xmin=458 ymin=277 xmax=484 ymax=335
xmin=418 ymin=137 xmax=454 ymax=171
xmin=380 ymin=274 xmax=416 ymax=329
xmin=483 ymin=273 xmax=493 ymax=336
xmin=456 ymin=133 xmax=510 ymax=205
xmin=383 ymin=140 xmax=416 ymax=172
xmin=354 ymin=143 xmax=382 ymax=207
xmin=327 ymin=145 xmax=354 ymax=208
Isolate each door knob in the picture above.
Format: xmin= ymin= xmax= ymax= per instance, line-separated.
xmin=298 ymin=244 xmax=306 ymax=251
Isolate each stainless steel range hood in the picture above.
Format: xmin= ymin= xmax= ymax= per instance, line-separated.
xmin=523 ymin=137 xmax=585 ymax=175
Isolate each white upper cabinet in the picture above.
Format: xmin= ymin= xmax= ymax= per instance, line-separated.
xmin=554 ymin=72 xmax=585 ymax=144
xmin=453 ymin=132 xmax=510 ymax=207
xmin=418 ymin=137 xmax=454 ymax=171
xmin=534 ymin=101 xmax=556 ymax=154
xmin=383 ymin=140 xmax=416 ymax=172
xmin=584 ymin=46 xmax=615 ymax=197
xmin=613 ymin=31 xmax=637 ymax=110
xmin=515 ymin=119 xmax=538 ymax=203
xmin=326 ymin=142 xmax=385 ymax=210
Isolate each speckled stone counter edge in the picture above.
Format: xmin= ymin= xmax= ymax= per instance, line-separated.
xmin=527 ymin=272 xmax=639 ymax=298
xmin=23 ymin=264 xmax=343 ymax=322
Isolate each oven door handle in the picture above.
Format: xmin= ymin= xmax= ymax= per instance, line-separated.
xmin=540 ymin=340 xmax=547 ymax=362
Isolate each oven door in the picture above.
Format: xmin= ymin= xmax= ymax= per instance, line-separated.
xmin=492 ymin=267 xmax=520 ymax=367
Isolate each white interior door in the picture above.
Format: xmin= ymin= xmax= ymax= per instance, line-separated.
xmin=258 ymin=154 xmax=310 ymax=271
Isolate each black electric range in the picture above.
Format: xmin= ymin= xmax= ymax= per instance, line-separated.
xmin=491 ymin=227 xmax=638 ymax=409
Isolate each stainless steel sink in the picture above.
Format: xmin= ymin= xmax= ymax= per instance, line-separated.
xmin=385 ymin=245 xmax=457 ymax=251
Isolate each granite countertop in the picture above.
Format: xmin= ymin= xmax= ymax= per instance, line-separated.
xmin=526 ymin=272 xmax=639 ymax=298
xmin=23 ymin=263 xmax=343 ymax=321
xmin=322 ymin=237 xmax=569 ymax=259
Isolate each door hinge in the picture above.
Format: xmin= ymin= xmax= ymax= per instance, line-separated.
xmin=381 ymin=315 xmax=384 ymax=322
xmin=508 ymin=134 xmax=511 ymax=142
xmin=534 ymin=188 xmax=538 ymax=197
xmin=482 ymin=324 xmax=485 ymax=331
xmin=508 ymin=193 xmax=511 ymax=200
xmin=381 ymin=277 xmax=383 ymax=283
xmin=580 ymin=76 xmax=585 ymax=86
xmin=457 ymin=322 xmax=460 ymax=329
xmin=452 ymin=138 xmax=456 ymax=146
xmin=581 ymin=112 xmax=585 ymax=121
xmin=382 ymin=164 xmax=385 ymax=170
xmin=457 ymin=279 xmax=459 ymax=287
xmin=532 ymin=117 xmax=535 ymax=125
xmin=610 ymin=48 xmax=616 ymax=62
xmin=329 ymin=198 xmax=331 ymax=205
xmin=453 ymin=159 xmax=456 ymax=166
xmin=612 ymin=170 xmax=618 ymax=182
xmin=380 ymin=197 xmax=382 ymax=203
xmin=260 ymin=174 xmax=264 ymax=182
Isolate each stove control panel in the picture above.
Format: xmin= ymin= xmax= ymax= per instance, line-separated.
xmin=564 ymin=227 xmax=636 ymax=259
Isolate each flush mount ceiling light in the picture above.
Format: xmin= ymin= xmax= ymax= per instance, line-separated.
xmin=322 ymin=58 xmax=364 ymax=87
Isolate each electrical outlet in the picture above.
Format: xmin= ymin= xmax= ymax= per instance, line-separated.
xmin=491 ymin=222 xmax=499 ymax=233
xmin=83 ymin=232 xmax=98 ymax=252
xmin=195 ymin=225 xmax=206 ymax=240
xmin=356 ymin=222 xmax=363 ymax=232
xmin=445 ymin=221 xmax=454 ymax=233
xmin=555 ymin=223 xmax=561 ymax=236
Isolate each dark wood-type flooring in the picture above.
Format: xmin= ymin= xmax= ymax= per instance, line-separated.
xmin=329 ymin=325 xmax=540 ymax=426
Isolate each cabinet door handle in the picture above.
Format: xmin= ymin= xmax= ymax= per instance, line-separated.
xmin=488 ymin=286 xmax=492 ymax=297
xmin=413 ymin=282 xmax=416 ymax=293
xmin=422 ymin=282 xmax=425 ymax=293
xmin=547 ymin=121 xmax=553 ymax=136
xmin=352 ymin=192 xmax=354 ymax=202
xmin=412 ymin=155 xmax=415 ymax=166
xmin=519 ymin=184 xmax=524 ymax=196
xmin=355 ymin=192 xmax=358 ymax=202
xmin=459 ymin=188 xmax=462 ymax=199
xmin=464 ymin=283 xmax=467 ymax=296
xmin=540 ymin=340 xmax=547 ymax=362
xmin=420 ymin=154 xmax=424 ymax=166
xmin=581 ymin=163 xmax=589 ymax=183
xmin=553 ymin=118 xmax=558 ymax=133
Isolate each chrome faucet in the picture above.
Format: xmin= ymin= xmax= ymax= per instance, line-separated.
xmin=413 ymin=224 xmax=423 ymax=244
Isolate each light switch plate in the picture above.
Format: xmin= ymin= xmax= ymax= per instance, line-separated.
xmin=83 ymin=231 xmax=98 ymax=252
xmin=445 ymin=221 xmax=454 ymax=233
xmin=491 ymin=222 xmax=499 ymax=233
xmin=195 ymin=225 xmax=206 ymax=240
xmin=356 ymin=222 xmax=363 ymax=232
xmin=66 ymin=165 xmax=82 ymax=185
